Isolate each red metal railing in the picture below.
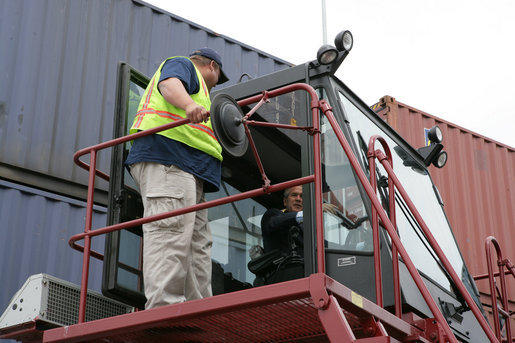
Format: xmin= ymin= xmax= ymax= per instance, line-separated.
xmin=321 ymin=99 xmax=499 ymax=343
xmin=367 ymin=136 xmax=401 ymax=315
xmin=321 ymin=106 xmax=458 ymax=342
xmin=71 ymin=82 xmax=499 ymax=342
xmin=71 ymin=83 xmax=325 ymax=324
xmin=473 ymin=237 xmax=514 ymax=342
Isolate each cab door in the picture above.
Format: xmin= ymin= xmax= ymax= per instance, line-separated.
xmin=318 ymin=112 xmax=396 ymax=305
xmin=102 ymin=63 xmax=147 ymax=308
xmin=103 ymin=64 xmax=310 ymax=308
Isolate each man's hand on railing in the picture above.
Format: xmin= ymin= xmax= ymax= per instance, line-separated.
xmin=185 ymin=103 xmax=209 ymax=124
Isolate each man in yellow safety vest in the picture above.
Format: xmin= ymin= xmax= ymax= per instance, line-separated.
xmin=126 ymin=47 xmax=228 ymax=309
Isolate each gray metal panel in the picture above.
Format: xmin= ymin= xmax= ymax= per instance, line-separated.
xmin=0 ymin=0 xmax=292 ymax=192
xmin=0 ymin=180 xmax=107 ymax=316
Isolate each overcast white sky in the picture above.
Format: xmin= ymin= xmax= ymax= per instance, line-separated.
xmin=146 ymin=0 xmax=514 ymax=148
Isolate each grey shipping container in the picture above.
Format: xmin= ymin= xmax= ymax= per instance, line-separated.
xmin=0 ymin=0 xmax=291 ymax=324
xmin=0 ymin=0 xmax=292 ymax=200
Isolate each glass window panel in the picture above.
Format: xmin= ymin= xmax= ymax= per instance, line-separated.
xmin=247 ymin=90 xmax=308 ymax=147
xmin=116 ymin=230 xmax=143 ymax=292
xmin=320 ymin=115 xmax=373 ymax=252
xmin=338 ymin=91 xmax=465 ymax=292
xmin=117 ymin=268 xmax=140 ymax=290
xmin=206 ymin=182 xmax=266 ymax=285
xmin=124 ymin=81 xmax=146 ymax=191
xmin=118 ymin=229 xmax=141 ymax=267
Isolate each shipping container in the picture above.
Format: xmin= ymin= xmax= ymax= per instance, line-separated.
xmin=0 ymin=179 xmax=107 ymax=301
xmin=0 ymin=0 xmax=291 ymax=324
xmin=0 ymin=0 xmax=292 ymax=200
xmin=372 ymin=95 xmax=515 ymax=324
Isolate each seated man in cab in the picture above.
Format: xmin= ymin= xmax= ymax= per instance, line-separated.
xmin=261 ymin=185 xmax=346 ymax=257
xmin=261 ymin=186 xmax=358 ymax=257
xmin=251 ymin=185 xmax=360 ymax=285
xmin=261 ymin=185 xmax=306 ymax=258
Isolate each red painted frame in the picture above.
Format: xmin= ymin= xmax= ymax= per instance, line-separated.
xmin=62 ymin=82 xmax=499 ymax=342
xmin=70 ymin=83 xmax=325 ymax=324
xmin=364 ymin=142 xmax=499 ymax=343
xmin=481 ymin=236 xmax=513 ymax=341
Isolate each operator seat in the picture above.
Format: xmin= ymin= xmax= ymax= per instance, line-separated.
xmin=248 ymin=226 xmax=304 ymax=286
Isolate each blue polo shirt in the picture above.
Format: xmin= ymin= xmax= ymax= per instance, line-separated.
xmin=125 ymin=57 xmax=221 ymax=192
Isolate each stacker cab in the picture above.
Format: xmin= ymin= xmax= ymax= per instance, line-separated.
xmin=101 ymin=30 xmax=492 ymax=342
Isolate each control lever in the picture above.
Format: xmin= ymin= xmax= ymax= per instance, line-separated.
xmin=333 ymin=209 xmax=368 ymax=230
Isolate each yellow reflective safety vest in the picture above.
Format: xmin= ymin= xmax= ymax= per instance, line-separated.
xmin=130 ymin=57 xmax=222 ymax=161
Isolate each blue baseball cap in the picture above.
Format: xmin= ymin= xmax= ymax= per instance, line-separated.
xmin=190 ymin=47 xmax=229 ymax=84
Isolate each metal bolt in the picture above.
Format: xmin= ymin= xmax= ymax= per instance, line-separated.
xmin=364 ymin=327 xmax=375 ymax=336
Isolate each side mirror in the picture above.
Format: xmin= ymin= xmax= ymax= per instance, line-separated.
xmin=210 ymin=93 xmax=249 ymax=158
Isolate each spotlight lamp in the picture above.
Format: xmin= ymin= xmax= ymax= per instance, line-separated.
xmin=315 ymin=29 xmax=353 ymax=67
xmin=433 ymin=151 xmax=448 ymax=168
xmin=335 ymin=30 xmax=353 ymax=52
xmin=428 ymin=125 xmax=443 ymax=144
xmin=317 ymin=45 xmax=339 ymax=65
xmin=417 ymin=126 xmax=448 ymax=169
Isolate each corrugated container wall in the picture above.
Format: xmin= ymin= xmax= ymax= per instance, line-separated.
xmin=0 ymin=0 xmax=291 ymax=196
xmin=0 ymin=0 xmax=291 ymax=324
xmin=0 ymin=180 xmax=107 ymax=316
xmin=373 ymin=96 xmax=515 ymax=305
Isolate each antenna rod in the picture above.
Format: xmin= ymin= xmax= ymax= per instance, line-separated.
xmin=322 ymin=0 xmax=328 ymax=44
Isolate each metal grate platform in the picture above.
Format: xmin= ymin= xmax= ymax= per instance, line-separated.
xmin=114 ymin=298 xmax=327 ymax=342
xmin=42 ymin=274 xmax=421 ymax=343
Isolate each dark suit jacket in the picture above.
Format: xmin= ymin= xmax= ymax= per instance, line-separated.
xmin=261 ymin=208 xmax=303 ymax=256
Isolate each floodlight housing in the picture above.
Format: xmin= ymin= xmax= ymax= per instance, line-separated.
xmin=317 ymin=45 xmax=339 ymax=65
xmin=428 ymin=125 xmax=443 ymax=144
xmin=335 ymin=30 xmax=353 ymax=52
xmin=433 ymin=151 xmax=448 ymax=168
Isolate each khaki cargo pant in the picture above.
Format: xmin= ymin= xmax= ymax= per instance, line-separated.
xmin=130 ymin=162 xmax=212 ymax=309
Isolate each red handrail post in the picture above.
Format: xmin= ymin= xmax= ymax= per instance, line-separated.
xmin=323 ymin=111 xmax=459 ymax=343
xmin=367 ymin=136 xmax=402 ymax=316
xmin=313 ymin=101 xmax=325 ymax=273
xmin=78 ymin=149 xmax=97 ymax=323
xmin=377 ymin=152 xmax=499 ymax=343
xmin=485 ymin=236 xmax=512 ymax=342
xmin=367 ymin=143 xmax=384 ymax=308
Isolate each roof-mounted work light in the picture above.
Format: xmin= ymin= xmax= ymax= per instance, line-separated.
xmin=317 ymin=45 xmax=339 ymax=65
xmin=417 ymin=125 xmax=448 ymax=168
xmin=433 ymin=150 xmax=448 ymax=168
xmin=316 ymin=30 xmax=353 ymax=66
xmin=335 ymin=30 xmax=353 ymax=52
xmin=427 ymin=125 xmax=443 ymax=144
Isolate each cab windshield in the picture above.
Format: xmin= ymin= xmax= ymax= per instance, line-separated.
xmin=335 ymin=88 xmax=478 ymax=299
